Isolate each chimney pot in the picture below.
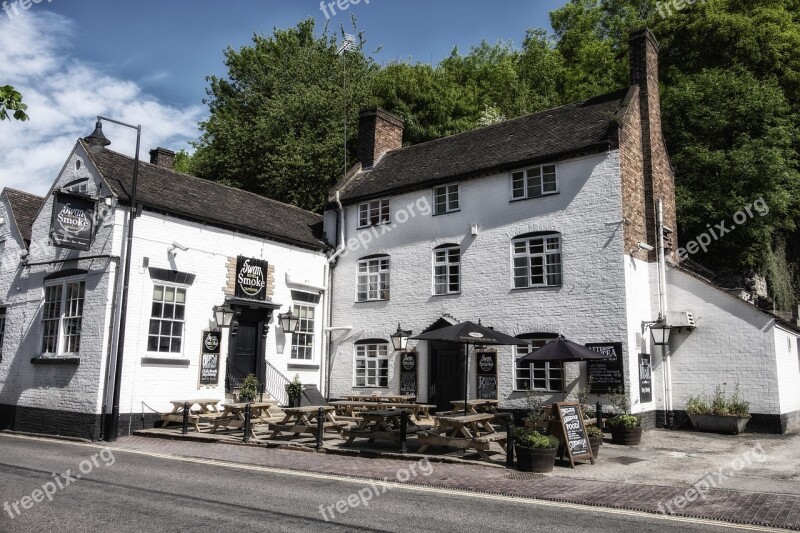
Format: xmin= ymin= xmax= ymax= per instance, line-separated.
xmin=358 ymin=108 xmax=404 ymax=169
xmin=149 ymin=147 xmax=176 ymax=169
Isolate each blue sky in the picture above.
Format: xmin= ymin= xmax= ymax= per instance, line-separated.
xmin=0 ymin=0 xmax=567 ymax=195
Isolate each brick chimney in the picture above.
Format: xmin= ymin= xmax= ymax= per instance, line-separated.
xmin=358 ymin=108 xmax=404 ymax=169
xmin=149 ymin=147 xmax=175 ymax=169
xmin=628 ymin=28 xmax=678 ymax=262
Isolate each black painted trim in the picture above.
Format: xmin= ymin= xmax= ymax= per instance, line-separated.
xmin=31 ymin=357 xmax=80 ymax=365
xmin=141 ymin=357 xmax=190 ymax=366
xmin=43 ymin=269 xmax=87 ymax=281
xmin=148 ymin=267 xmax=196 ymax=286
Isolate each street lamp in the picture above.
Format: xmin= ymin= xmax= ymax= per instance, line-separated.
xmin=390 ymin=323 xmax=411 ymax=352
xmin=279 ymin=308 xmax=300 ymax=333
xmin=86 ymin=116 xmax=141 ymax=443
xmin=649 ymin=318 xmax=672 ymax=346
xmin=214 ymin=305 xmax=235 ymax=328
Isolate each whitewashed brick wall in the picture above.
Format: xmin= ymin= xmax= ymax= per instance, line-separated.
xmin=775 ymin=326 xmax=800 ymax=414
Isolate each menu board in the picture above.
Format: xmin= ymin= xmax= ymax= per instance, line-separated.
xmin=200 ymin=331 xmax=221 ymax=385
xmin=476 ymin=352 xmax=497 ymax=400
xmin=639 ymin=354 xmax=652 ymax=403
xmin=399 ymin=352 xmax=417 ymax=396
xmin=586 ymin=342 xmax=624 ymax=394
xmin=552 ymin=402 xmax=594 ymax=467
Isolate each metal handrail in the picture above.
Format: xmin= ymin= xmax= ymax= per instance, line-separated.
xmin=264 ymin=360 xmax=291 ymax=406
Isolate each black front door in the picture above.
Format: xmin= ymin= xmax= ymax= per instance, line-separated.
xmin=429 ymin=342 xmax=465 ymax=412
xmin=232 ymin=322 xmax=259 ymax=383
xmin=226 ymin=305 xmax=270 ymax=393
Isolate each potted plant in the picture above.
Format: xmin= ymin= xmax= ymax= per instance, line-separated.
xmin=285 ymin=374 xmax=303 ymax=408
xmin=685 ymin=384 xmax=750 ymax=434
xmin=514 ymin=428 xmax=560 ymax=473
xmin=239 ymin=374 xmax=259 ymax=403
xmin=586 ymin=424 xmax=604 ymax=458
xmin=522 ymin=392 xmax=551 ymax=432
xmin=606 ymin=387 xmax=642 ymax=445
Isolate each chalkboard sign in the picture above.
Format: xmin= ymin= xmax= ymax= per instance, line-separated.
xmin=200 ymin=331 xmax=221 ymax=385
xmin=550 ymin=402 xmax=594 ymax=467
xmin=399 ymin=352 xmax=417 ymax=396
xmin=476 ymin=352 xmax=497 ymax=400
xmin=586 ymin=342 xmax=624 ymax=394
xmin=639 ymin=354 xmax=652 ymax=403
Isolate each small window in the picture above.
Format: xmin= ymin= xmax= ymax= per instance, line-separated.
xmin=356 ymin=256 xmax=390 ymax=302
xmin=358 ymin=198 xmax=390 ymax=228
xmin=0 ymin=307 xmax=6 ymax=361
xmin=291 ymin=304 xmax=316 ymax=361
xmin=147 ymin=284 xmax=187 ymax=353
xmin=514 ymin=337 xmax=563 ymax=391
xmin=41 ymin=279 xmax=86 ymax=355
xmin=511 ymin=164 xmax=557 ymax=200
xmin=355 ymin=343 xmax=389 ymax=387
xmin=512 ymin=233 xmax=562 ymax=289
xmin=433 ymin=245 xmax=461 ymax=295
xmin=433 ymin=184 xmax=459 ymax=215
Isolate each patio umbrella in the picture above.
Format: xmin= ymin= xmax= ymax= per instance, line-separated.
xmin=518 ymin=336 xmax=613 ymax=362
xmin=411 ymin=321 xmax=529 ymax=412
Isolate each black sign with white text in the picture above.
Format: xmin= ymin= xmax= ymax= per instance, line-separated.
xmin=476 ymin=352 xmax=498 ymax=400
xmin=399 ymin=352 xmax=417 ymax=396
xmin=200 ymin=331 xmax=221 ymax=385
xmin=586 ymin=342 xmax=625 ymax=394
xmin=639 ymin=353 xmax=652 ymax=403
xmin=234 ymin=256 xmax=268 ymax=301
xmin=50 ymin=192 xmax=96 ymax=250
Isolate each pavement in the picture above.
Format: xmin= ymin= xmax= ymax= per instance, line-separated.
xmin=103 ymin=429 xmax=800 ymax=530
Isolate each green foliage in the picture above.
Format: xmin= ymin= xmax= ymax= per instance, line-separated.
xmin=513 ymin=428 xmax=559 ymax=449
xmin=685 ymin=394 xmax=711 ymax=416
xmin=172 ymin=149 xmax=197 ymax=175
xmin=524 ymin=392 xmax=550 ymax=423
xmin=606 ymin=414 xmax=640 ymax=428
xmin=0 ymin=85 xmax=29 ymax=122
xmin=586 ymin=424 xmax=604 ymax=438
xmin=684 ymin=384 xmax=750 ymax=417
xmin=606 ymin=386 xmax=630 ymax=415
xmin=239 ymin=374 xmax=259 ymax=401
xmin=285 ymin=374 xmax=303 ymax=398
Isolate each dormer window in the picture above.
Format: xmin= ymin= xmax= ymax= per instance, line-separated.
xmin=358 ymin=198 xmax=390 ymax=228
xmin=511 ymin=164 xmax=557 ymax=200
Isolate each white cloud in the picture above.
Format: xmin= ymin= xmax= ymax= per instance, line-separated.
xmin=0 ymin=10 xmax=205 ymax=196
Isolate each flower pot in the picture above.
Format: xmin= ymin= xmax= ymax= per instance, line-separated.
xmin=688 ymin=414 xmax=749 ymax=435
xmin=610 ymin=426 xmax=642 ymax=445
xmin=589 ymin=435 xmax=603 ymax=458
xmin=515 ymin=445 xmax=557 ymax=473
xmin=288 ymin=394 xmax=301 ymax=408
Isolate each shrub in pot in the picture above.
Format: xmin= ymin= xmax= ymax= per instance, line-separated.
xmin=514 ymin=428 xmax=559 ymax=473
xmin=586 ymin=424 xmax=603 ymax=458
xmin=607 ymin=414 xmax=642 ymax=445
xmin=285 ymin=374 xmax=303 ymax=407
xmin=239 ymin=374 xmax=259 ymax=403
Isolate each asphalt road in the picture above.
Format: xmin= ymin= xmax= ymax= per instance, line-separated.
xmin=0 ymin=434 xmax=770 ymax=533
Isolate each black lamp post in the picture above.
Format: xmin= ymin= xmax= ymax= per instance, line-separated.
xmin=390 ymin=324 xmax=411 ymax=352
xmin=279 ymin=309 xmax=300 ymax=333
xmin=643 ymin=314 xmax=673 ymax=428
xmin=86 ymin=116 xmax=141 ymax=442
xmin=214 ymin=305 xmax=235 ymax=328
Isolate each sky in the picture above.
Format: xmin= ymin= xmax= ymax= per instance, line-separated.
xmin=0 ymin=0 xmax=566 ymax=196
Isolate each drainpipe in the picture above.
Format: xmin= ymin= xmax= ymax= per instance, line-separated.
xmin=657 ymin=199 xmax=674 ymax=427
xmin=324 ymin=191 xmax=347 ymax=399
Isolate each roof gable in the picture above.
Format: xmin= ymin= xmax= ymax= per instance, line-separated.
xmin=2 ymin=188 xmax=44 ymax=245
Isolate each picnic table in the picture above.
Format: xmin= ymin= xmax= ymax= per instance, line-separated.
xmin=447 ymin=399 xmax=501 ymax=415
xmin=417 ymin=413 xmax=508 ymax=462
xmin=161 ymin=399 xmax=222 ymax=432
xmin=330 ymin=400 xmax=434 ymax=420
xmin=343 ymin=394 xmax=416 ymax=404
xmin=343 ymin=409 xmax=423 ymax=447
xmin=211 ymin=401 xmax=281 ymax=438
xmin=269 ymin=406 xmax=349 ymax=440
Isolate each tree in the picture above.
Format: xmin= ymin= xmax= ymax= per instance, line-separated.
xmin=0 ymin=85 xmax=28 ymax=122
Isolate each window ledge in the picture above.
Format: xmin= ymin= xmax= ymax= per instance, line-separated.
xmin=288 ymin=362 xmax=320 ymax=370
xmin=31 ymin=357 xmax=80 ymax=365
xmin=141 ymin=356 xmax=191 ymax=367
xmin=510 ymin=191 xmax=560 ymax=203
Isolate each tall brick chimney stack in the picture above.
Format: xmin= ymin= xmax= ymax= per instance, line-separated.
xmin=629 ymin=28 xmax=678 ymax=262
xmin=358 ymin=108 xmax=404 ymax=169
xmin=149 ymin=147 xmax=175 ymax=169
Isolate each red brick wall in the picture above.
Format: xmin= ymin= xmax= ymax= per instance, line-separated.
xmin=358 ymin=108 xmax=404 ymax=169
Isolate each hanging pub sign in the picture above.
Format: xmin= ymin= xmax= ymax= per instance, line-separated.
xmin=639 ymin=353 xmax=652 ymax=403
xmin=549 ymin=402 xmax=594 ymax=468
xmin=234 ymin=256 xmax=268 ymax=301
xmin=476 ymin=352 xmax=498 ymax=400
xmin=585 ymin=342 xmax=625 ymax=394
xmin=199 ymin=331 xmax=221 ymax=385
xmin=50 ymin=192 xmax=96 ymax=250
xmin=399 ymin=352 xmax=417 ymax=396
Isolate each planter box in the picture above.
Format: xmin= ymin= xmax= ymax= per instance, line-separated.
xmin=689 ymin=414 xmax=749 ymax=435
xmin=609 ymin=426 xmax=642 ymax=445
xmin=516 ymin=445 xmax=557 ymax=473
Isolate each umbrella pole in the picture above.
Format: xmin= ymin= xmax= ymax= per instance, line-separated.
xmin=464 ymin=343 xmax=469 ymax=414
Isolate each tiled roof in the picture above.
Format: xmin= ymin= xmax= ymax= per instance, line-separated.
xmin=334 ymin=87 xmax=633 ymax=203
xmin=83 ymin=143 xmax=325 ymax=250
xmin=3 ymin=188 xmax=43 ymax=244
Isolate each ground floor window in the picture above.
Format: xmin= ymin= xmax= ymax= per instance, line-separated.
xmin=514 ymin=336 xmax=563 ymax=391
xmin=355 ymin=342 xmax=389 ymax=387
xmin=291 ymin=304 xmax=315 ymax=360
xmin=148 ymin=284 xmax=186 ymax=353
xmin=41 ymin=279 xmax=85 ymax=355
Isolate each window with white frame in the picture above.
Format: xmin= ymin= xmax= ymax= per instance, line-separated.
xmin=511 ymin=164 xmax=557 ymax=200
xmin=41 ymin=279 xmax=85 ymax=355
xmin=433 ymin=245 xmax=461 ymax=295
xmin=514 ymin=337 xmax=563 ymax=391
xmin=358 ymin=198 xmax=390 ymax=228
xmin=512 ymin=233 xmax=562 ymax=288
xmin=357 ymin=256 xmax=390 ymax=302
xmin=0 ymin=307 xmax=6 ymax=361
xmin=433 ymin=184 xmax=459 ymax=215
xmin=355 ymin=342 xmax=389 ymax=387
xmin=147 ymin=285 xmax=186 ymax=353
xmin=291 ymin=304 xmax=315 ymax=360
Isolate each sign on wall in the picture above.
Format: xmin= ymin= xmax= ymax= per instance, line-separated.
xmin=586 ymin=342 xmax=625 ymax=394
xmin=234 ymin=256 xmax=268 ymax=301
xmin=200 ymin=331 xmax=221 ymax=385
xmin=476 ymin=352 xmax=498 ymax=400
xmin=639 ymin=353 xmax=652 ymax=403
xmin=399 ymin=352 xmax=417 ymax=396
xmin=50 ymin=192 xmax=96 ymax=250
